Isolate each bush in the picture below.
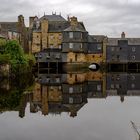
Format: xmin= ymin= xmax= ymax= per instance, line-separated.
xmin=0 ymin=40 xmax=35 ymax=74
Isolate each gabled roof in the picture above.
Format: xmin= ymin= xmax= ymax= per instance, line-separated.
xmin=64 ymin=22 xmax=87 ymax=32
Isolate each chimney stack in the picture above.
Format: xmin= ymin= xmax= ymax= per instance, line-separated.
xmin=121 ymin=32 xmax=125 ymax=39
xmin=70 ymin=16 xmax=78 ymax=27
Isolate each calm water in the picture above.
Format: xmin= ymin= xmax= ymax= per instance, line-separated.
xmin=0 ymin=71 xmax=140 ymax=140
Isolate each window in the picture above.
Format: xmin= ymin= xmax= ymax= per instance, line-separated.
xmin=116 ymin=75 xmax=120 ymax=80
xmin=69 ymin=97 xmax=73 ymax=104
xmin=69 ymin=32 xmax=73 ymax=38
xmin=80 ymin=33 xmax=83 ymax=39
xmin=116 ymin=84 xmax=120 ymax=89
xmin=59 ymin=34 xmax=62 ymax=40
xmin=70 ymin=74 xmax=72 ymax=78
xmin=75 ymin=54 xmax=77 ymax=61
xmin=75 ymin=75 xmax=77 ymax=81
xmin=56 ymin=78 xmax=60 ymax=83
xmin=50 ymin=45 xmax=53 ymax=48
xmin=69 ymin=43 xmax=73 ymax=49
xmin=111 ymin=47 xmax=115 ymax=51
xmin=131 ymin=75 xmax=135 ymax=80
xmin=55 ymin=54 xmax=61 ymax=59
xmin=39 ymin=53 xmax=42 ymax=58
xmin=46 ymin=77 xmax=50 ymax=82
xmin=97 ymin=45 xmax=102 ymax=50
xmin=117 ymin=55 xmax=120 ymax=60
xmin=46 ymin=53 xmax=50 ymax=59
xmin=50 ymin=86 xmax=53 ymax=90
xmin=50 ymin=35 xmax=54 ymax=39
xmin=131 ymin=83 xmax=135 ymax=88
xmin=97 ymin=85 xmax=101 ymax=91
xmin=69 ymin=87 xmax=73 ymax=93
xmin=111 ymin=84 xmax=114 ymax=89
xmin=58 ymin=86 xmax=61 ymax=90
xmin=58 ymin=45 xmax=61 ymax=49
xmin=132 ymin=47 xmax=136 ymax=52
xmin=80 ymin=43 xmax=83 ymax=49
xmin=116 ymin=47 xmax=120 ymax=52
xmin=132 ymin=55 xmax=135 ymax=60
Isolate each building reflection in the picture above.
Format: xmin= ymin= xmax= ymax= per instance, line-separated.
xmin=1 ymin=72 xmax=140 ymax=117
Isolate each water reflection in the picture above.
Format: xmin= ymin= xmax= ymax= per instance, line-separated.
xmin=1 ymin=71 xmax=140 ymax=118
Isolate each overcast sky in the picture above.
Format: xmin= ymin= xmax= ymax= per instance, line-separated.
xmin=0 ymin=0 xmax=140 ymax=37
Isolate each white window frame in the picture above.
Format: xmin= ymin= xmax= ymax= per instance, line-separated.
xmin=69 ymin=43 xmax=73 ymax=49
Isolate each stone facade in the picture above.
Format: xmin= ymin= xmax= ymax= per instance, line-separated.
xmin=0 ymin=15 xmax=29 ymax=52
xmin=106 ymin=32 xmax=140 ymax=64
xmin=30 ymin=14 xmax=105 ymax=64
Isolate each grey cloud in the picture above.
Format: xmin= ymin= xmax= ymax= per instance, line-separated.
xmin=0 ymin=0 xmax=140 ymax=37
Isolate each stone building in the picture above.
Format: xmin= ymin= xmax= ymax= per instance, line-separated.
xmin=87 ymin=35 xmax=106 ymax=64
xmin=30 ymin=14 xmax=68 ymax=53
xmin=62 ymin=16 xmax=88 ymax=63
xmin=30 ymin=13 xmax=105 ymax=66
xmin=106 ymin=32 xmax=140 ymax=71
xmin=0 ymin=15 xmax=29 ymax=52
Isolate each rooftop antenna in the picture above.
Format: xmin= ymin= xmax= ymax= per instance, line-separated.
xmin=44 ymin=12 xmax=46 ymax=16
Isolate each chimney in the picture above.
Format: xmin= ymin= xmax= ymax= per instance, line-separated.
xmin=121 ymin=32 xmax=125 ymax=39
xmin=18 ymin=15 xmax=24 ymax=26
xmin=29 ymin=16 xmax=38 ymax=28
xmin=70 ymin=16 xmax=78 ymax=27
xmin=67 ymin=15 xmax=70 ymax=22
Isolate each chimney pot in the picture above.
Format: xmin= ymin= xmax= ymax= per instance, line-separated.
xmin=121 ymin=32 xmax=125 ymax=39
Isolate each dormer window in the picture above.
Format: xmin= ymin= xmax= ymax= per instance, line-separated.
xmin=69 ymin=32 xmax=73 ymax=38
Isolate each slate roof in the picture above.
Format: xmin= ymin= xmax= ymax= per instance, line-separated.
xmin=64 ymin=22 xmax=87 ymax=32
xmin=39 ymin=14 xmax=66 ymax=22
xmin=88 ymin=35 xmax=96 ymax=43
xmin=0 ymin=22 xmax=18 ymax=32
xmin=107 ymin=38 xmax=140 ymax=46
xmin=88 ymin=35 xmax=106 ymax=42
xmin=92 ymin=35 xmax=106 ymax=42
xmin=48 ymin=21 xmax=69 ymax=32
